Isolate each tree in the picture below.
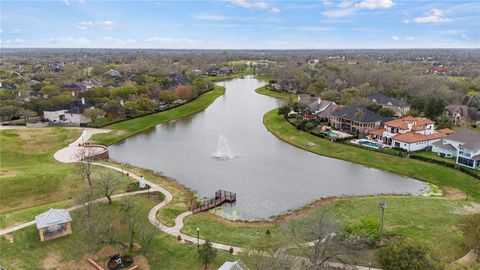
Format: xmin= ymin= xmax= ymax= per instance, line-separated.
xmin=459 ymin=213 xmax=480 ymax=252
xmin=103 ymin=100 xmax=125 ymax=116
xmin=378 ymin=237 xmax=443 ymax=270
xmin=435 ymin=115 xmax=454 ymax=129
xmin=174 ymin=85 xmax=193 ymax=100
xmin=97 ymin=170 xmax=121 ymax=204
xmin=378 ymin=107 xmax=397 ymax=118
xmin=133 ymin=98 xmax=155 ymax=112
xmin=0 ymin=105 xmax=21 ymax=120
xmin=122 ymin=199 xmax=141 ymax=250
xmin=139 ymin=226 xmax=157 ymax=255
xmin=159 ymin=90 xmax=177 ymax=103
xmin=198 ymin=239 xmax=217 ymax=269
xmin=83 ymin=108 xmax=105 ymax=126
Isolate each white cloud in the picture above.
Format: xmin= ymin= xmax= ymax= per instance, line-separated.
xmin=412 ymin=9 xmax=451 ymax=24
xmin=144 ymin=37 xmax=193 ymax=44
xmin=406 ymin=36 xmax=415 ymax=41
xmin=193 ymin=14 xmax=226 ymax=20
xmin=391 ymin=35 xmax=416 ymax=41
xmin=444 ymin=30 xmax=467 ymax=39
xmin=229 ymin=0 xmax=279 ymax=13
xmin=356 ymin=0 xmax=394 ymax=9
xmin=0 ymin=28 xmax=3 ymax=33
xmin=269 ymin=7 xmax=280 ymax=14
xmin=322 ymin=7 xmax=357 ymax=18
xmin=78 ymin=0 xmax=85 ymax=3
xmin=338 ymin=1 xmax=354 ymax=8
xmin=391 ymin=35 xmax=399 ymax=41
xmin=48 ymin=37 xmax=91 ymax=45
xmin=323 ymin=0 xmax=334 ymax=6
xmin=63 ymin=0 xmax=69 ymax=5
xmin=75 ymin=20 xmax=115 ymax=31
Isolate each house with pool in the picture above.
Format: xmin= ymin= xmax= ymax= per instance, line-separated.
xmin=432 ymin=129 xmax=480 ymax=170
xmin=367 ymin=116 xmax=454 ymax=152
xmin=329 ymin=106 xmax=385 ymax=134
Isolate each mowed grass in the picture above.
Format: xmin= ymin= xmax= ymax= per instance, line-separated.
xmin=91 ymin=85 xmax=225 ymax=145
xmin=263 ymin=109 xmax=480 ymax=201
xmin=0 ymin=128 xmax=81 ymax=213
xmin=183 ymin=196 xmax=475 ymax=263
xmin=255 ymin=86 xmax=294 ymax=100
xmin=0 ymin=194 xmax=236 ymax=270
xmin=0 ymin=128 xmax=133 ymax=229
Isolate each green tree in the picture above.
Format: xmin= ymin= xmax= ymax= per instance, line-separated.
xmin=198 ymin=239 xmax=217 ymax=269
xmin=159 ymin=90 xmax=177 ymax=103
xmin=103 ymin=100 xmax=125 ymax=116
xmin=435 ymin=115 xmax=454 ymax=129
xmin=378 ymin=238 xmax=443 ymax=270
xmin=133 ymin=98 xmax=155 ymax=112
xmin=83 ymin=108 xmax=105 ymax=126
xmin=378 ymin=107 xmax=397 ymax=118
xmin=0 ymin=105 xmax=22 ymax=120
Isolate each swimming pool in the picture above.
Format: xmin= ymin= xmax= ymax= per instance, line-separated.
xmin=359 ymin=140 xmax=383 ymax=149
xmin=324 ymin=130 xmax=340 ymax=138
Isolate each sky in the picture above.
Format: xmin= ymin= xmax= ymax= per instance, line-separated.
xmin=1 ymin=0 xmax=479 ymax=49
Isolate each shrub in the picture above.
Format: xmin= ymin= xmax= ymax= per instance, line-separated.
xmin=458 ymin=213 xmax=480 ymax=252
xmin=378 ymin=237 xmax=443 ymax=270
xmin=126 ymin=182 xmax=151 ymax=192
xmin=343 ymin=217 xmax=380 ymax=244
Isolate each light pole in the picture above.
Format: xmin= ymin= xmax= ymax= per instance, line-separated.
xmin=379 ymin=201 xmax=387 ymax=243
xmin=196 ymin=227 xmax=200 ymax=248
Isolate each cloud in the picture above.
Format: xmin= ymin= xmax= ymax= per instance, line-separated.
xmin=391 ymin=35 xmax=416 ymax=41
xmin=0 ymin=28 xmax=3 ymax=33
xmin=323 ymin=0 xmax=334 ymax=6
xmin=229 ymin=0 xmax=279 ymax=13
xmin=193 ymin=14 xmax=226 ymax=20
xmin=356 ymin=0 xmax=394 ymax=9
xmin=63 ymin=0 xmax=69 ymax=6
xmin=48 ymin=37 xmax=91 ymax=45
xmin=322 ymin=7 xmax=357 ymax=18
xmin=411 ymin=9 xmax=451 ymax=24
xmin=405 ymin=36 xmax=415 ymax=41
xmin=322 ymin=0 xmax=394 ymax=18
xmin=144 ymin=37 xmax=193 ymax=44
xmin=75 ymin=20 xmax=115 ymax=31
xmin=269 ymin=7 xmax=280 ymax=14
xmin=338 ymin=1 xmax=354 ymax=8
xmin=444 ymin=30 xmax=467 ymax=39
xmin=391 ymin=35 xmax=399 ymax=41
xmin=78 ymin=0 xmax=85 ymax=3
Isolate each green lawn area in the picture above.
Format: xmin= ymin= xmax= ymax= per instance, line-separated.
xmin=183 ymin=196 xmax=475 ymax=264
xmin=0 ymin=128 xmax=81 ymax=214
xmin=0 ymin=194 xmax=236 ymax=270
xmin=263 ymin=109 xmax=480 ymax=201
xmin=204 ymin=70 xmax=254 ymax=82
xmin=255 ymin=86 xmax=293 ymax=100
xmin=91 ymin=85 xmax=225 ymax=145
xmin=0 ymin=128 xmax=134 ymax=229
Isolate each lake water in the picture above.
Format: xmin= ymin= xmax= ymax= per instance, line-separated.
xmin=109 ymin=76 xmax=428 ymax=220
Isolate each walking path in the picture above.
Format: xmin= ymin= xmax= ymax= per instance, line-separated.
xmin=53 ymin=128 xmax=110 ymax=163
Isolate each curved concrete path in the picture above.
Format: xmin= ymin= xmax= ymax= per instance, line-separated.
xmin=53 ymin=128 xmax=110 ymax=163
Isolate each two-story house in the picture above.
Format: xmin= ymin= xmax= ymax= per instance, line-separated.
xmin=329 ymin=107 xmax=385 ymax=134
xmin=368 ymin=116 xmax=452 ymax=152
xmin=432 ymin=129 xmax=480 ymax=170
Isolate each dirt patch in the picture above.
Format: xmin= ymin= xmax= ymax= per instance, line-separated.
xmin=0 ymin=170 xmax=17 ymax=179
xmin=3 ymin=234 xmax=14 ymax=243
xmin=443 ymin=187 xmax=467 ymax=200
xmin=134 ymin=255 xmax=150 ymax=270
xmin=462 ymin=203 xmax=480 ymax=214
xmin=41 ymin=253 xmax=62 ymax=270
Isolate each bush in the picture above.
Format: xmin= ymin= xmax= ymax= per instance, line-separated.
xmin=126 ymin=182 xmax=151 ymax=192
xmin=378 ymin=237 xmax=443 ymax=270
xmin=343 ymin=217 xmax=380 ymax=244
xmin=458 ymin=213 xmax=480 ymax=252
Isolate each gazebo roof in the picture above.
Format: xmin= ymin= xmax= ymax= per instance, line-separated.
xmin=35 ymin=208 xmax=72 ymax=229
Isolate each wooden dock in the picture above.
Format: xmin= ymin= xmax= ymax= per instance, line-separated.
xmin=191 ymin=190 xmax=236 ymax=214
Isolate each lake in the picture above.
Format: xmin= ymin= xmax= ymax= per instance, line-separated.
xmin=109 ymin=76 xmax=428 ymax=220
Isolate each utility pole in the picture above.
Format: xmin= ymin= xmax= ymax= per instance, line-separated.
xmin=379 ymin=201 xmax=387 ymax=244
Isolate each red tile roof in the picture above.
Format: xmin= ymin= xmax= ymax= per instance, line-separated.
xmin=368 ymin=128 xmax=385 ymax=136
xmin=384 ymin=116 xmax=435 ymax=130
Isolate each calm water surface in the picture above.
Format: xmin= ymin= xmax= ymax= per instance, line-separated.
xmin=109 ymin=76 xmax=428 ymax=220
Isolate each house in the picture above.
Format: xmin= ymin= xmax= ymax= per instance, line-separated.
xmin=428 ymin=64 xmax=447 ymax=75
xmin=35 ymin=208 xmax=72 ymax=241
xmin=82 ymin=79 xmax=103 ymax=89
xmin=105 ymin=69 xmax=121 ymax=77
xmin=297 ymin=94 xmax=338 ymax=120
xmin=367 ymin=94 xmax=410 ymax=116
xmin=368 ymin=116 xmax=450 ymax=151
xmin=218 ymin=260 xmax=249 ymax=270
xmin=48 ymin=62 xmax=65 ymax=72
xmin=64 ymin=82 xmax=86 ymax=94
xmin=164 ymin=72 xmax=192 ymax=89
xmin=25 ymin=79 xmax=42 ymax=88
xmin=272 ymin=79 xmax=296 ymax=93
xmin=43 ymin=106 xmax=90 ymax=126
xmin=444 ymin=96 xmax=480 ymax=126
xmin=329 ymin=107 xmax=385 ymax=134
xmin=432 ymin=129 xmax=480 ymax=170
xmin=207 ymin=67 xmax=221 ymax=76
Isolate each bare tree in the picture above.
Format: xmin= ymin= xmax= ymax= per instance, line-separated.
xmin=139 ymin=226 xmax=157 ymax=255
xmin=122 ymin=199 xmax=141 ymax=250
xmin=97 ymin=170 xmax=122 ymax=204
xmin=75 ymin=147 xmax=95 ymax=189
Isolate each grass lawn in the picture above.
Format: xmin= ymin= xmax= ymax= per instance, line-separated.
xmin=0 ymin=128 xmax=134 ymax=229
xmin=91 ymin=85 xmax=225 ymax=145
xmin=255 ymin=86 xmax=293 ymax=100
xmin=0 ymin=128 xmax=81 ymax=214
xmin=204 ymin=70 xmax=254 ymax=82
xmin=183 ymin=196 xmax=475 ymax=264
xmin=263 ymin=109 xmax=480 ymax=201
xmin=0 ymin=194 xmax=236 ymax=270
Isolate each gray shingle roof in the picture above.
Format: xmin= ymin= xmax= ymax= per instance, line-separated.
xmin=367 ymin=94 xmax=406 ymax=107
xmin=447 ymin=129 xmax=480 ymax=152
xmin=331 ymin=106 xmax=385 ymax=123
xmin=35 ymin=208 xmax=72 ymax=229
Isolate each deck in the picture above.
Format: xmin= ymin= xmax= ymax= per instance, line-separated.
xmin=191 ymin=190 xmax=236 ymax=214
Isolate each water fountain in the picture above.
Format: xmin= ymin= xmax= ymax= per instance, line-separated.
xmin=213 ymin=134 xmax=234 ymax=159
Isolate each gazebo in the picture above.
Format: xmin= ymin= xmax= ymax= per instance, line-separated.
xmin=35 ymin=208 xmax=72 ymax=241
